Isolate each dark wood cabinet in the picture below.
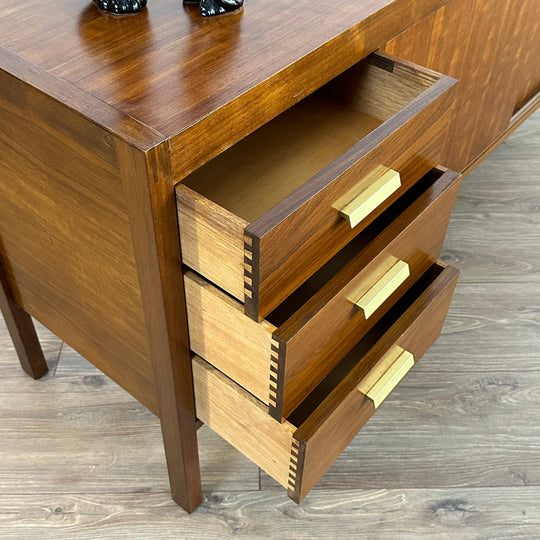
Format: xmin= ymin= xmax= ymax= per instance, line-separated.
xmin=0 ymin=0 xmax=538 ymax=513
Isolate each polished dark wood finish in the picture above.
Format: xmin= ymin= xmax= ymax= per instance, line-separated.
xmin=0 ymin=50 xmax=157 ymax=411
xmin=245 ymin=57 xmax=457 ymax=320
xmin=0 ymin=0 xmax=453 ymax=185
xmin=385 ymin=0 xmax=540 ymax=171
xmin=0 ymin=48 xmax=201 ymax=513
xmin=1 ymin=0 xmax=536 ymax=513
xmin=0 ymin=251 xmax=48 ymax=380
xmin=289 ymin=263 xmax=459 ymax=502
xmin=118 ymin=141 xmax=202 ymax=513
xmin=272 ymin=168 xmax=461 ymax=419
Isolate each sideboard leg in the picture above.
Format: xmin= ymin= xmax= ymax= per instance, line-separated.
xmin=156 ymin=362 xmax=203 ymax=514
xmin=0 ymin=254 xmax=48 ymax=379
xmin=119 ymin=141 xmax=203 ymax=513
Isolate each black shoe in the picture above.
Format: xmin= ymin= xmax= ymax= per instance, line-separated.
xmin=184 ymin=0 xmax=244 ymax=17
xmin=93 ymin=0 xmax=147 ymax=14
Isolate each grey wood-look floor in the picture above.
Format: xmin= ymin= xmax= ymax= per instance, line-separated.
xmin=0 ymin=111 xmax=539 ymax=539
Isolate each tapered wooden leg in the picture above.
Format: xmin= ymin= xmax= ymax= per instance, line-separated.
xmin=119 ymin=141 xmax=202 ymax=513
xmin=0 ymin=255 xmax=48 ymax=379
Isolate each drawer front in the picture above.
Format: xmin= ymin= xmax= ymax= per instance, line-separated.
xmin=245 ymin=57 xmax=457 ymax=321
xmin=290 ymin=263 xmax=459 ymax=502
xmin=185 ymin=169 xmax=461 ymax=420
xmin=275 ymin=168 xmax=461 ymax=419
xmin=177 ymin=54 xmax=457 ymax=323
xmin=193 ymin=263 xmax=459 ymax=503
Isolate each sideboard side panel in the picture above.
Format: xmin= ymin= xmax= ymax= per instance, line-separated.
xmin=0 ymin=66 xmax=158 ymax=413
xmin=385 ymin=0 xmax=540 ymax=171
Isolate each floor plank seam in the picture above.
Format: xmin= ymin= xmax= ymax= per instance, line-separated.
xmin=50 ymin=341 xmax=63 ymax=377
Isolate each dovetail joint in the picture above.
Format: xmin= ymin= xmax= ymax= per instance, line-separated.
xmin=288 ymin=439 xmax=301 ymax=491
xmin=244 ymin=233 xmax=254 ymax=303
xmin=269 ymin=337 xmax=281 ymax=409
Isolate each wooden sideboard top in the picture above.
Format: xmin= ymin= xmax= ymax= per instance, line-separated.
xmin=0 ymin=0 xmax=451 ymax=177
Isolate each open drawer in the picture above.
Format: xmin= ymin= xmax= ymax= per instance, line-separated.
xmin=193 ymin=262 xmax=459 ymax=503
xmin=176 ymin=52 xmax=457 ymax=322
xmin=185 ymin=168 xmax=461 ymax=420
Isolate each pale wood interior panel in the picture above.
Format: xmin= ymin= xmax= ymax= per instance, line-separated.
xmin=180 ymin=59 xmax=441 ymax=224
xmin=324 ymin=60 xmax=440 ymax=121
xmin=182 ymin=97 xmax=381 ymax=222
xmin=176 ymin=185 xmax=247 ymax=301
xmin=0 ymin=73 xmax=157 ymax=413
xmin=192 ymin=355 xmax=295 ymax=488
xmin=185 ymin=271 xmax=276 ymax=403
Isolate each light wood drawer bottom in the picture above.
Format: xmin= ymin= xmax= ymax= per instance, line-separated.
xmin=193 ymin=262 xmax=459 ymax=503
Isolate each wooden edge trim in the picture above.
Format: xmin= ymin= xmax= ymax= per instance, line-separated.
xmin=245 ymin=67 xmax=457 ymax=240
xmin=268 ymin=337 xmax=286 ymax=421
xmin=294 ymin=263 xmax=459 ymax=442
xmin=374 ymin=50 xmax=450 ymax=82
xmin=176 ymin=183 xmax=249 ymax=231
xmin=0 ymin=46 xmax=165 ymax=151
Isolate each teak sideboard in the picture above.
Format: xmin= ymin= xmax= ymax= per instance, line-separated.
xmin=0 ymin=0 xmax=538 ymax=513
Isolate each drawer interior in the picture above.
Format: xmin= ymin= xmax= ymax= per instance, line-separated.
xmin=186 ymin=169 xmax=458 ymax=411
xmin=287 ymin=263 xmax=446 ymax=426
xmin=180 ymin=56 xmax=441 ymax=224
xmin=186 ymin=169 xmax=456 ymax=405
xmin=193 ymin=261 xmax=458 ymax=502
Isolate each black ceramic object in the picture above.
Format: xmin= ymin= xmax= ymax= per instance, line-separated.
xmin=93 ymin=0 xmax=243 ymax=16
xmin=93 ymin=0 xmax=147 ymax=14
xmin=184 ymin=0 xmax=244 ymax=17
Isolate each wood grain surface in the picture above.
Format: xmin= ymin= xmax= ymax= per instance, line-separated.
xmin=118 ymin=141 xmax=202 ymax=512
xmin=246 ymin=61 xmax=456 ymax=320
xmin=0 ymin=488 xmax=539 ymax=540
xmin=190 ymin=262 xmax=458 ymax=503
xmin=385 ymin=0 xmax=540 ymax=171
xmin=275 ymin=170 xmax=461 ymax=419
xmin=1 ymin=109 xmax=537 ymax=538
xmin=0 ymin=0 xmax=456 ymax=184
xmin=0 ymin=55 xmax=158 ymax=413
xmin=290 ymin=263 xmax=458 ymax=502
xmin=176 ymin=55 xmax=456 ymax=319
xmin=185 ymin=271 xmax=277 ymax=404
xmin=184 ymin=170 xmax=461 ymax=418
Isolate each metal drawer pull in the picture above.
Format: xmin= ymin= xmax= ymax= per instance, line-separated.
xmin=357 ymin=345 xmax=415 ymax=408
xmin=338 ymin=167 xmax=401 ymax=228
xmin=355 ymin=259 xmax=410 ymax=319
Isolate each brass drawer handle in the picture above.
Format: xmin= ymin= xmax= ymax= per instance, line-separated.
xmin=355 ymin=259 xmax=410 ymax=319
xmin=337 ymin=167 xmax=401 ymax=228
xmin=357 ymin=345 xmax=415 ymax=408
